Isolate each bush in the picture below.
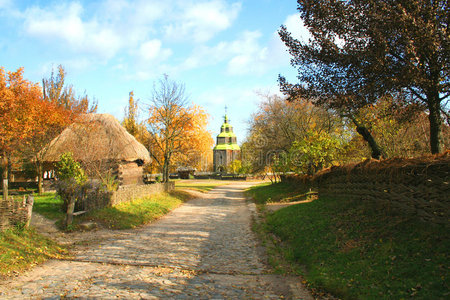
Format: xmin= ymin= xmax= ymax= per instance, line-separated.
xmin=56 ymin=152 xmax=86 ymax=184
xmin=58 ymin=180 xmax=112 ymax=212
xmin=55 ymin=178 xmax=83 ymax=213
xmin=100 ymin=170 xmax=119 ymax=192
xmin=55 ymin=153 xmax=87 ymax=227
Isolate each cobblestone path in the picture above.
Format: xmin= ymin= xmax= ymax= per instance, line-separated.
xmin=0 ymin=183 xmax=312 ymax=299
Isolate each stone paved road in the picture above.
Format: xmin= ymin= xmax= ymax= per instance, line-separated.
xmin=0 ymin=183 xmax=313 ymax=299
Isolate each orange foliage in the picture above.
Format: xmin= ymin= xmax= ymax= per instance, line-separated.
xmin=0 ymin=67 xmax=42 ymax=153
xmin=147 ymin=104 xmax=213 ymax=172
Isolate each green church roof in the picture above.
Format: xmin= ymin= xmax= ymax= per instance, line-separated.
xmin=214 ymin=114 xmax=240 ymax=151
xmin=217 ymin=131 xmax=237 ymax=138
xmin=214 ymin=144 xmax=241 ymax=151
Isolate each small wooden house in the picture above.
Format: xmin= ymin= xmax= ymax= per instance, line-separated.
xmin=42 ymin=114 xmax=150 ymax=186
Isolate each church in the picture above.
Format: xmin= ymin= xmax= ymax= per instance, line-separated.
xmin=213 ymin=114 xmax=240 ymax=172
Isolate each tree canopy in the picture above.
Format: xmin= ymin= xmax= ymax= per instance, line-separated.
xmin=279 ymin=0 xmax=449 ymax=154
xmin=145 ymin=75 xmax=213 ymax=181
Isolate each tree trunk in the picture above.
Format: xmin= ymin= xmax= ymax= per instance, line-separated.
xmin=162 ymin=157 xmax=169 ymax=183
xmin=355 ymin=125 xmax=385 ymax=159
xmin=65 ymin=196 xmax=76 ymax=228
xmin=427 ymin=93 xmax=442 ymax=154
xmin=1 ymin=153 xmax=8 ymax=201
xmin=37 ymin=161 xmax=44 ymax=195
xmin=349 ymin=114 xmax=385 ymax=159
xmin=7 ymin=155 xmax=12 ymax=182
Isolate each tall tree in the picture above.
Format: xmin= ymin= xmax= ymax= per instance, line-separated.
xmin=171 ymin=104 xmax=214 ymax=171
xmin=21 ymin=98 xmax=71 ymax=194
xmin=42 ymin=65 xmax=97 ymax=114
xmin=0 ymin=67 xmax=42 ymax=200
xmin=24 ymin=65 xmax=96 ymax=194
xmin=146 ymin=75 xmax=192 ymax=182
xmin=279 ymin=0 xmax=449 ymax=155
xmin=122 ymin=91 xmax=140 ymax=138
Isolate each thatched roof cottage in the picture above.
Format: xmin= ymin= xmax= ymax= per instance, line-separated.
xmin=43 ymin=114 xmax=150 ymax=185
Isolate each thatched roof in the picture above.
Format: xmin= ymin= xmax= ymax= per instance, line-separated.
xmin=42 ymin=114 xmax=150 ymax=163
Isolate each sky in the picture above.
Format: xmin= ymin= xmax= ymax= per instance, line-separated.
xmin=0 ymin=0 xmax=310 ymax=143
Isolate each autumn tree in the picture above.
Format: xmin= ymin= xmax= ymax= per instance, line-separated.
xmin=347 ymin=97 xmax=450 ymax=159
xmin=146 ymin=75 xmax=192 ymax=182
xmin=122 ymin=90 xmax=148 ymax=146
xmin=21 ymin=99 xmax=71 ymax=194
xmin=279 ymin=0 xmax=449 ymax=156
xmin=42 ymin=65 xmax=97 ymax=114
xmin=22 ymin=65 xmax=97 ymax=194
xmin=122 ymin=91 xmax=139 ymax=137
xmin=172 ymin=105 xmax=213 ymax=171
xmin=123 ymin=91 xmax=140 ymax=137
xmin=244 ymin=93 xmax=346 ymax=175
xmin=0 ymin=67 xmax=42 ymax=200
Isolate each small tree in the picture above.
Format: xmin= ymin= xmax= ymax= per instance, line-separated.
xmin=229 ymin=160 xmax=242 ymax=174
xmin=55 ymin=152 xmax=86 ymax=227
xmin=291 ymin=131 xmax=343 ymax=175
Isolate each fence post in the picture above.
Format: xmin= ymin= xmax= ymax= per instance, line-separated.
xmin=2 ymin=179 xmax=8 ymax=201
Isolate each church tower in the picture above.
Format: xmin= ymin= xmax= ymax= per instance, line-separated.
xmin=213 ymin=114 xmax=240 ymax=172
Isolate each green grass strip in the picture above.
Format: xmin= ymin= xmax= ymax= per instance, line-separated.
xmin=82 ymin=191 xmax=192 ymax=229
xmin=250 ymin=182 xmax=449 ymax=299
xmin=0 ymin=227 xmax=68 ymax=277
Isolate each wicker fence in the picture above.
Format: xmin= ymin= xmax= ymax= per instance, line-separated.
xmin=283 ymin=152 xmax=450 ymax=225
xmin=0 ymin=195 xmax=34 ymax=232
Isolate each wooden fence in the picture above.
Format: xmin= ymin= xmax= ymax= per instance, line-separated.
xmin=282 ymin=152 xmax=449 ymax=225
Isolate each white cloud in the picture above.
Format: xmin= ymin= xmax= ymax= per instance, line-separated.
xmin=174 ymin=14 xmax=308 ymax=77
xmin=23 ymin=2 xmax=122 ymax=60
xmin=284 ymin=13 xmax=311 ymax=42
xmin=138 ymin=39 xmax=172 ymax=62
xmin=19 ymin=0 xmax=240 ymax=69
xmin=224 ymin=14 xmax=311 ymax=76
xmin=24 ymin=2 xmax=85 ymax=44
xmin=164 ymin=0 xmax=241 ymax=43
xmin=175 ymin=30 xmax=264 ymax=74
xmin=39 ymin=57 xmax=94 ymax=77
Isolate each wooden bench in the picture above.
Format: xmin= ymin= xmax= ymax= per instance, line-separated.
xmin=72 ymin=210 xmax=87 ymax=216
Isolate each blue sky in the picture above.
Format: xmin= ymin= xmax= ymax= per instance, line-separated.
xmin=0 ymin=0 xmax=309 ymax=143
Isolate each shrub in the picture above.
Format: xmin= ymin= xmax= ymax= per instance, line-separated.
xmin=55 ymin=152 xmax=87 ymax=227
xmin=99 ymin=170 xmax=119 ymax=192
xmin=55 ymin=152 xmax=86 ymax=184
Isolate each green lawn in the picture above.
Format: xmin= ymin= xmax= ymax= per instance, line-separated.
xmin=246 ymin=181 xmax=309 ymax=204
xmin=32 ymin=192 xmax=64 ymax=221
xmin=32 ymin=190 xmax=193 ymax=230
xmin=175 ymin=180 xmax=228 ymax=192
xmin=250 ymin=182 xmax=449 ymax=299
xmin=0 ymin=227 xmax=68 ymax=278
xmin=80 ymin=191 xmax=192 ymax=229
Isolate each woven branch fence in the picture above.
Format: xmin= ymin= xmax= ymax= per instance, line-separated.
xmin=0 ymin=195 xmax=34 ymax=232
xmin=282 ymin=151 xmax=450 ymax=225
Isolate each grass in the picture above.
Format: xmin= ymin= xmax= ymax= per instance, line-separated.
xmin=0 ymin=226 xmax=68 ymax=278
xmin=80 ymin=191 xmax=193 ymax=229
xmin=32 ymin=192 xmax=64 ymax=221
xmin=31 ymin=190 xmax=194 ymax=230
xmin=0 ymin=189 xmax=191 ymax=277
xmin=250 ymin=182 xmax=449 ymax=300
xmin=175 ymin=179 xmax=228 ymax=192
xmin=246 ymin=181 xmax=308 ymax=204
